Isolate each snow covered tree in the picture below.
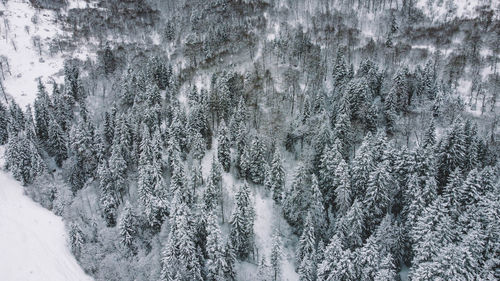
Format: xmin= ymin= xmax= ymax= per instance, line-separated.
xmin=423 ymin=119 xmax=436 ymax=149
xmin=363 ymin=159 xmax=395 ymax=225
xmin=69 ymin=222 xmax=84 ymax=259
xmin=309 ymin=175 xmax=327 ymax=239
xmin=351 ymin=133 xmax=375 ymax=198
xmin=334 ymin=158 xmax=351 ymax=215
xmin=336 ymin=199 xmax=365 ymax=249
xmin=0 ymin=101 xmax=8 ymax=144
xmin=299 ymin=252 xmax=317 ymax=281
xmin=437 ymin=118 xmax=466 ymax=186
xmin=119 ymin=202 xmax=137 ymax=252
xmin=191 ymin=131 xmax=206 ymax=162
xmin=354 ymin=234 xmax=382 ymax=280
xmin=217 ymin=120 xmax=231 ymax=172
xmin=270 ymin=232 xmax=282 ymax=281
xmin=47 ymin=116 xmax=67 ymax=166
xmin=334 ymin=112 xmax=352 ymax=159
xmin=317 ymin=235 xmax=354 ymax=281
xmin=109 ymin=138 xmax=127 ymax=200
xmin=161 ymin=202 xmax=202 ymax=281
xmin=313 ymin=122 xmax=334 ymax=172
xmin=318 ymin=141 xmax=343 ymax=203
xmin=384 ymin=89 xmax=398 ymax=136
xmin=223 ymin=240 xmax=237 ymax=280
xmin=296 ymin=212 xmax=316 ymax=266
xmin=374 ymin=254 xmax=398 ymax=281
xmin=332 ymin=50 xmax=350 ymax=90
xmin=5 ymin=133 xmax=46 ymax=185
xmin=100 ymin=188 xmax=118 ymax=227
xmin=230 ymin=182 xmax=254 ymax=259
xmin=238 ymin=143 xmax=251 ymax=180
xmin=34 ymin=80 xmax=51 ymax=145
xmin=248 ymin=135 xmax=267 ymax=184
xmin=205 ymin=212 xmax=226 ymax=281
xmin=457 ymin=168 xmax=482 ymax=209
xmin=268 ymin=148 xmax=285 ymax=204
xmin=283 ymin=163 xmax=312 ymax=232
xmin=204 ymin=156 xmax=223 ymax=213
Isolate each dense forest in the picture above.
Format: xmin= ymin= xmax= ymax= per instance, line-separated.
xmin=0 ymin=0 xmax=499 ymax=280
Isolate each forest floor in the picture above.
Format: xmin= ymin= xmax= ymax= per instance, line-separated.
xmin=0 ymin=147 xmax=93 ymax=281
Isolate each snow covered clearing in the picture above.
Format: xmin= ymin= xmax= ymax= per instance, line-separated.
xmin=0 ymin=147 xmax=93 ymax=281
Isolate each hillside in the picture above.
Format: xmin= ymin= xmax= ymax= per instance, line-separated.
xmin=0 ymin=0 xmax=498 ymax=281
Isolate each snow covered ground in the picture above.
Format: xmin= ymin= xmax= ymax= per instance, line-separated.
xmin=0 ymin=0 xmax=96 ymax=108
xmin=416 ymin=0 xmax=499 ymax=22
xmin=0 ymin=147 xmax=93 ymax=281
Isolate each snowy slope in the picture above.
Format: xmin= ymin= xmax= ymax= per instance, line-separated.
xmin=0 ymin=0 xmax=95 ymax=108
xmin=416 ymin=0 xmax=499 ymax=22
xmin=0 ymin=147 xmax=93 ymax=281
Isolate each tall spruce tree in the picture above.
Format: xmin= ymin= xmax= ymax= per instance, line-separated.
xmin=229 ymin=182 xmax=254 ymax=259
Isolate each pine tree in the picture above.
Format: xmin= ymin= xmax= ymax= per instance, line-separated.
xmin=313 ymin=122 xmax=333 ymax=172
xmin=318 ymin=141 xmax=343 ymax=203
xmin=223 ymin=240 xmax=237 ymax=280
xmin=354 ymin=235 xmax=382 ymax=281
xmin=384 ymin=89 xmax=398 ymax=136
xmin=191 ymin=131 xmax=206 ymax=161
xmin=109 ymin=138 xmax=127 ymax=200
xmin=283 ymin=163 xmax=312 ymax=232
xmin=230 ymin=182 xmax=254 ymax=259
xmin=332 ymin=50 xmax=349 ymax=90
xmin=317 ymin=235 xmax=353 ymax=281
xmin=334 ymin=158 xmax=352 ymax=215
xmin=100 ymin=188 xmax=118 ymax=227
xmin=336 ymin=199 xmax=365 ymax=249
xmin=296 ymin=212 xmax=316 ymax=266
xmin=0 ymin=101 xmax=8 ymax=144
xmin=189 ymin=163 xmax=203 ymax=195
xmin=351 ymin=133 xmax=375 ymax=198
xmin=458 ymin=168 xmax=482 ymax=209
xmin=269 ymin=148 xmax=285 ymax=204
xmin=34 ymin=80 xmax=51 ymax=145
xmin=249 ymin=135 xmax=267 ymax=184
xmin=298 ymin=252 xmax=317 ymax=281
xmin=218 ymin=120 xmax=231 ymax=172
xmin=205 ymin=212 xmax=226 ymax=281
xmin=423 ymin=119 xmax=436 ymax=148
xmin=69 ymin=222 xmax=84 ymax=259
xmin=238 ymin=143 xmax=251 ymax=180
xmin=5 ymin=133 xmax=45 ymax=185
xmin=309 ymin=175 xmax=327 ymax=239
xmin=8 ymin=100 xmax=25 ymax=135
xmin=270 ymin=232 xmax=282 ymax=281
xmin=442 ymin=168 xmax=463 ymax=218
xmin=363 ymin=160 xmax=395 ymax=225
xmin=437 ymin=118 xmax=466 ymax=186
xmin=374 ymin=254 xmax=398 ymax=281
xmin=47 ymin=116 xmax=67 ymax=166
xmin=334 ymin=112 xmax=352 ymax=159
xmin=119 ymin=202 xmax=137 ymax=252
xmin=161 ymin=202 xmax=203 ymax=281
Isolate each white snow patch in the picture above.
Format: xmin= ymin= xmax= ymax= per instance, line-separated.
xmin=0 ymin=147 xmax=93 ymax=281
